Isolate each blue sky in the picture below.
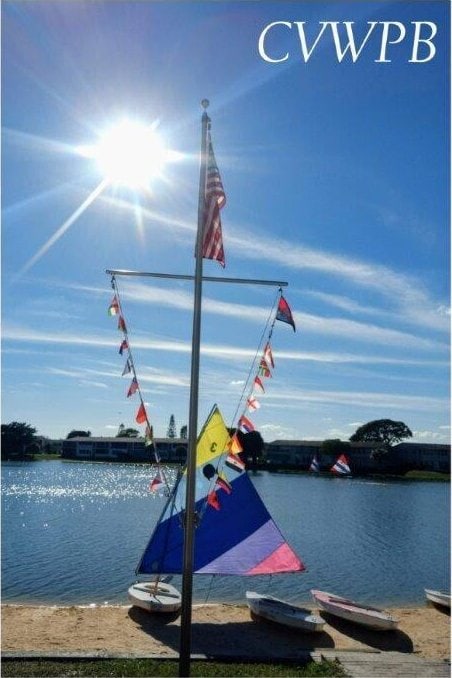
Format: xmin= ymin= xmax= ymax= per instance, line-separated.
xmin=2 ymin=1 xmax=450 ymax=444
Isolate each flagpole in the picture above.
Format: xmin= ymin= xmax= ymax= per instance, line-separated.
xmin=179 ymin=99 xmax=210 ymax=677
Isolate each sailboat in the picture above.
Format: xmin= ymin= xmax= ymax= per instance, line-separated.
xmin=330 ymin=454 xmax=351 ymax=476
xmin=309 ymin=454 xmax=320 ymax=473
xmin=129 ymin=405 xmax=305 ymax=612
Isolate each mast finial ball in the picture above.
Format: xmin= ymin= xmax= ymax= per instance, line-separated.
xmin=201 ymin=99 xmax=210 ymax=109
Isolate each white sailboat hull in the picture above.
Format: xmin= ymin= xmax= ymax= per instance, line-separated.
xmin=128 ymin=581 xmax=182 ymax=613
xmin=246 ymin=591 xmax=325 ymax=632
xmin=311 ymin=589 xmax=398 ymax=631
xmin=425 ymin=589 xmax=451 ymax=608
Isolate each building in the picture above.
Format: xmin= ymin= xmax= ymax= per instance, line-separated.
xmin=395 ymin=442 xmax=450 ymax=473
xmin=60 ymin=435 xmax=450 ymax=474
xmin=265 ymin=439 xmax=450 ymax=475
xmin=62 ymin=436 xmax=188 ymax=463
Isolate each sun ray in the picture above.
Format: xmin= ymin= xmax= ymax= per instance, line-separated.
xmin=14 ymin=178 xmax=109 ymax=281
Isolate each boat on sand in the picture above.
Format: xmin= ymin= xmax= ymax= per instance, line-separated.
xmin=128 ymin=580 xmax=182 ymax=613
xmin=425 ymin=589 xmax=451 ymax=609
xmin=311 ymin=589 xmax=399 ymax=631
xmin=246 ymin=590 xmax=325 ymax=632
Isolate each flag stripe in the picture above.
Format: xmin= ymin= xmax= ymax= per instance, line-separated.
xmin=202 ymin=131 xmax=226 ymax=267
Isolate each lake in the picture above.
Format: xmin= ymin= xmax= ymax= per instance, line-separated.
xmin=1 ymin=460 xmax=449 ymax=607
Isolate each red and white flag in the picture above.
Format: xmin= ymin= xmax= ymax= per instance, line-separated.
xmin=149 ymin=472 xmax=163 ymax=493
xmin=247 ymin=396 xmax=261 ymax=412
xmin=254 ymin=376 xmax=265 ymax=393
xmin=264 ymin=342 xmax=274 ymax=368
xmin=127 ymin=377 xmax=139 ymax=398
xmin=201 ymin=129 xmax=226 ymax=267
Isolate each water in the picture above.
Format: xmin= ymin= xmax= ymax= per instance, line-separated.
xmin=2 ymin=461 xmax=449 ymax=607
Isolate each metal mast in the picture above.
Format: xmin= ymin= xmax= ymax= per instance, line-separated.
xmin=178 ymin=99 xmax=210 ymax=677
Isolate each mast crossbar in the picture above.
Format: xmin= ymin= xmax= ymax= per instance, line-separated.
xmin=106 ymin=269 xmax=288 ymax=287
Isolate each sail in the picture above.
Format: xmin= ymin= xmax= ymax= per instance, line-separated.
xmin=137 ymin=405 xmax=305 ymax=576
xmin=331 ymin=454 xmax=351 ymax=475
xmin=309 ymin=455 xmax=320 ymax=472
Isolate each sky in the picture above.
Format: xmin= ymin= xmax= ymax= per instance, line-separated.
xmin=2 ymin=0 xmax=450 ymax=445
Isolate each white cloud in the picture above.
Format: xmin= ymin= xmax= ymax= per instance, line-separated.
xmin=265 ymin=388 xmax=446 ymax=413
xmin=59 ymin=279 xmax=449 ymax=351
xmin=3 ymin=323 xmax=448 ymax=367
xmin=413 ymin=430 xmax=448 ymax=441
xmin=224 ymin=224 xmax=449 ymax=333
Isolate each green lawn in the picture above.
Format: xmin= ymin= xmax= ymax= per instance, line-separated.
xmin=2 ymin=658 xmax=347 ymax=677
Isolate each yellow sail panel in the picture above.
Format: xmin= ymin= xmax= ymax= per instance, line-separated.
xmin=195 ymin=405 xmax=231 ymax=468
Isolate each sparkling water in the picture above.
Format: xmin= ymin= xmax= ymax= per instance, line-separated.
xmin=2 ymin=461 xmax=449 ymax=607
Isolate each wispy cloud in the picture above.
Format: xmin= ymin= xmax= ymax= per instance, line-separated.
xmin=57 ymin=279 xmax=448 ymax=351
xmin=3 ymin=323 xmax=448 ymax=367
xmin=226 ymin=225 xmax=449 ymax=333
xmin=47 ymin=364 xmax=189 ymax=389
xmin=42 ymin=183 xmax=449 ymax=336
xmin=265 ymin=388 xmax=446 ymax=413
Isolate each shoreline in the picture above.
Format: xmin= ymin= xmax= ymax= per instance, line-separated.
xmin=2 ymin=603 xmax=450 ymax=661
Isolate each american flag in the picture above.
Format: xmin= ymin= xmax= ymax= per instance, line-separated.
xmin=202 ymin=129 xmax=226 ymax=266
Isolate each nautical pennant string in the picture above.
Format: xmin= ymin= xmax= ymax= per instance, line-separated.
xmin=201 ymin=288 xmax=297 ymax=514
xmin=225 ymin=288 xmax=297 ymax=461
xmin=108 ymin=276 xmax=167 ymax=492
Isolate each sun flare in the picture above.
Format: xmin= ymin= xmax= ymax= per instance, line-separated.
xmin=86 ymin=120 xmax=169 ymax=188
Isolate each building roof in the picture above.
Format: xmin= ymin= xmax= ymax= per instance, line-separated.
xmin=64 ymin=436 xmax=187 ymax=444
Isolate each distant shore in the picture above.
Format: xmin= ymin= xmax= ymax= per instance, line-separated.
xmin=3 ymin=456 xmax=450 ymax=482
xmin=2 ymin=603 xmax=450 ymax=661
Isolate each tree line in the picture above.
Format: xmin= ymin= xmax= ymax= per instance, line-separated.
xmin=65 ymin=415 xmax=188 ymax=441
xmin=1 ymin=418 xmax=413 ymax=462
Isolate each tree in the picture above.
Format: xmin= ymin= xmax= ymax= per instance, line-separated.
xmin=118 ymin=428 xmax=139 ymax=438
xmin=350 ymin=419 xmax=413 ymax=457
xmin=67 ymin=430 xmax=91 ymax=439
xmin=1 ymin=422 xmax=38 ymax=459
xmin=179 ymin=425 xmax=188 ymax=439
xmin=321 ymin=439 xmax=351 ymax=456
xmin=167 ymin=414 xmax=176 ymax=439
xmin=237 ymin=430 xmax=264 ymax=470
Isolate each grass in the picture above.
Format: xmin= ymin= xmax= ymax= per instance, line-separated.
xmin=403 ymin=470 xmax=450 ymax=481
xmin=1 ymin=658 xmax=347 ymax=677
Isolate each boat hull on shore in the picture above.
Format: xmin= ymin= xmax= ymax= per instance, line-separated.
xmin=425 ymin=589 xmax=451 ymax=609
xmin=128 ymin=581 xmax=181 ymax=613
xmin=246 ymin=590 xmax=325 ymax=632
xmin=311 ymin=589 xmax=399 ymax=631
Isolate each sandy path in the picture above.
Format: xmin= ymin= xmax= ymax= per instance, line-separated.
xmin=2 ymin=604 xmax=450 ymax=661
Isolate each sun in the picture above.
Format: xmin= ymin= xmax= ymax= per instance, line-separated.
xmin=85 ymin=120 xmax=169 ymax=189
